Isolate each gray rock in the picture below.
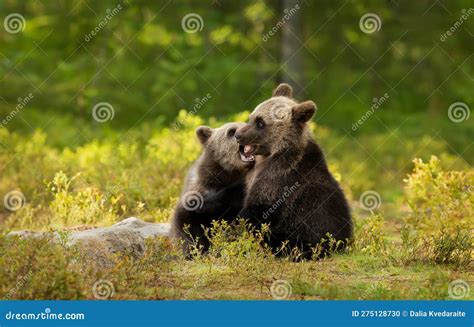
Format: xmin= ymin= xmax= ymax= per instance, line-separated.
xmin=8 ymin=217 xmax=171 ymax=267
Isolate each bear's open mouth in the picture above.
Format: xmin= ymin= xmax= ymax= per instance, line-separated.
xmin=239 ymin=144 xmax=256 ymax=162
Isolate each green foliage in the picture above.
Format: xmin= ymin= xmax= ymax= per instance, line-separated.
xmin=1 ymin=212 xmax=473 ymax=300
xmin=1 ymin=1 xmax=473 ymax=163
xmin=204 ymin=219 xmax=271 ymax=262
xmin=47 ymin=171 xmax=118 ymax=228
xmin=0 ymin=236 xmax=85 ymax=299
xmin=3 ymin=113 xmax=469 ymax=232
xmin=1 ymin=109 xmax=472 ymax=299
xmin=0 ymin=0 xmax=472 ymax=300
xmin=401 ymin=156 xmax=473 ymax=268
xmin=352 ymin=214 xmax=388 ymax=256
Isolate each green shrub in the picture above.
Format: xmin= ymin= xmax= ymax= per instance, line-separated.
xmin=401 ymin=156 xmax=473 ymax=268
xmin=352 ymin=214 xmax=388 ymax=256
xmin=0 ymin=235 xmax=85 ymax=299
xmin=203 ymin=219 xmax=272 ymax=263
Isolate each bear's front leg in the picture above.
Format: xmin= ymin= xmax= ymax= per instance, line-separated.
xmin=238 ymin=203 xmax=274 ymax=228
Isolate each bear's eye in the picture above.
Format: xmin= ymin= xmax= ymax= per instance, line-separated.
xmin=227 ymin=128 xmax=236 ymax=138
xmin=255 ymin=117 xmax=266 ymax=129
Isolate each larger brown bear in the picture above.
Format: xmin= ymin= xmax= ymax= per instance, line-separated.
xmin=234 ymin=83 xmax=353 ymax=258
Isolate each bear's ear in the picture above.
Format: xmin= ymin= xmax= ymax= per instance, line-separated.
xmin=292 ymin=101 xmax=317 ymax=124
xmin=196 ymin=126 xmax=213 ymax=145
xmin=272 ymin=83 xmax=293 ymax=98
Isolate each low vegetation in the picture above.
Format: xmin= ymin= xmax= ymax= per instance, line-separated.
xmin=0 ymin=114 xmax=472 ymax=300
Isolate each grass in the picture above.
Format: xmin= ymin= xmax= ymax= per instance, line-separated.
xmin=1 ymin=229 xmax=472 ymax=300
xmin=0 ymin=112 xmax=472 ymax=300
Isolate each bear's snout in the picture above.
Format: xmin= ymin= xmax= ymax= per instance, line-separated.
xmin=234 ymin=125 xmax=252 ymax=143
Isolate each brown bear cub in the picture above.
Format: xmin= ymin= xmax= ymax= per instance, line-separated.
xmin=171 ymin=122 xmax=254 ymax=257
xmin=235 ymin=83 xmax=353 ymax=258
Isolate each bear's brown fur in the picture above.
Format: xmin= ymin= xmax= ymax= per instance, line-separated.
xmin=171 ymin=122 xmax=254 ymax=256
xmin=235 ymin=83 xmax=353 ymax=258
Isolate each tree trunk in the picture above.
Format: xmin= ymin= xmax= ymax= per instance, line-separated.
xmin=280 ymin=0 xmax=303 ymax=96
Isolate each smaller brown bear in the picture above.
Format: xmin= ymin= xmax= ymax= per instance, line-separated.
xmin=235 ymin=83 xmax=353 ymax=259
xmin=170 ymin=122 xmax=254 ymax=257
